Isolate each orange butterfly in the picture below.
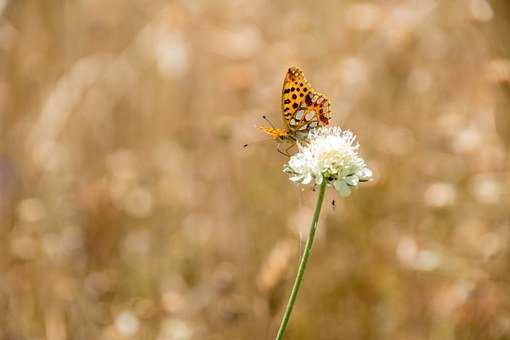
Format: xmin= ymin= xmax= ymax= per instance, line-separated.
xmin=260 ymin=67 xmax=332 ymax=155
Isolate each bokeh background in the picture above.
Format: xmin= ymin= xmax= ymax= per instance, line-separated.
xmin=2 ymin=0 xmax=510 ymax=339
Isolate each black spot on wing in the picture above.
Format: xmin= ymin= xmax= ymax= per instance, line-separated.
xmin=305 ymin=93 xmax=312 ymax=106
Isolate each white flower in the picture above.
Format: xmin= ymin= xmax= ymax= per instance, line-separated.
xmin=283 ymin=126 xmax=372 ymax=197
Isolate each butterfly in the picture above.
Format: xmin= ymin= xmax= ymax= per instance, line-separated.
xmin=259 ymin=67 xmax=332 ymax=155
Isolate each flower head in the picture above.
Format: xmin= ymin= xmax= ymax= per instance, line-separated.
xmin=283 ymin=126 xmax=372 ymax=197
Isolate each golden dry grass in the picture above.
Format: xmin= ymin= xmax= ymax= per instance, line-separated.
xmin=1 ymin=1 xmax=510 ymax=339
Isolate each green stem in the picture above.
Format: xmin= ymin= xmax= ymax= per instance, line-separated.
xmin=275 ymin=180 xmax=327 ymax=340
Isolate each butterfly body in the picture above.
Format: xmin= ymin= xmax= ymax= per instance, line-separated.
xmin=260 ymin=67 xmax=332 ymax=150
xmin=259 ymin=127 xmax=307 ymax=143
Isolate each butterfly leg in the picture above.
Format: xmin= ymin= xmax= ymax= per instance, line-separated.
xmin=277 ymin=144 xmax=290 ymax=157
xmin=284 ymin=143 xmax=296 ymax=155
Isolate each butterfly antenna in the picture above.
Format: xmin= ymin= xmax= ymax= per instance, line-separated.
xmin=262 ymin=115 xmax=276 ymax=129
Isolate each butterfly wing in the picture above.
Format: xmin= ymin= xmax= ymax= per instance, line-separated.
xmin=281 ymin=67 xmax=332 ymax=133
xmin=281 ymin=67 xmax=309 ymax=127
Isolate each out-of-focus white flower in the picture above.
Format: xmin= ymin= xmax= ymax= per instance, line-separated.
xmin=115 ymin=310 xmax=140 ymax=335
xmin=283 ymin=127 xmax=372 ymax=197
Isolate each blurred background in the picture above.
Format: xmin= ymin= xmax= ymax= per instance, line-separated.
xmin=1 ymin=0 xmax=510 ymax=339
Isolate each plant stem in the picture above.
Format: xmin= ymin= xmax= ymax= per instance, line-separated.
xmin=275 ymin=180 xmax=327 ymax=340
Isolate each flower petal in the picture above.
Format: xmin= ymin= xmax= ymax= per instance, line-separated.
xmin=334 ymin=180 xmax=351 ymax=197
xmin=358 ymin=167 xmax=373 ymax=180
xmin=345 ymin=175 xmax=359 ymax=186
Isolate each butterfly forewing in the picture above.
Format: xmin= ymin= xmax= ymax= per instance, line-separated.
xmin=281 ymin=67 xmax=312 ymax=127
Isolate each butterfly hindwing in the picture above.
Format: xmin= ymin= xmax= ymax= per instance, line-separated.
xmin=288 ymin=91 xmax=331 ymax=132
